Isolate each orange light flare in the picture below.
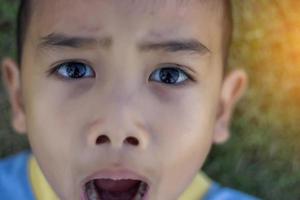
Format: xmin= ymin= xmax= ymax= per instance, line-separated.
xmin=231 ymin=0 xmax=300 ymax=110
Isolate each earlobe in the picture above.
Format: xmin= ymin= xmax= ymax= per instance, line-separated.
xmin=1 ymin=58 xmax=27 ymax=134
xmin=213 ymin=69 xmax=248 ymax=144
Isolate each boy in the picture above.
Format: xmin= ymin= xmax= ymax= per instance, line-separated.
xmin=0 ymin=0 xmax=258 ymax=199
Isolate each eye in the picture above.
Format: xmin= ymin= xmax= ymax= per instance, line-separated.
xmin=52 ymin=62 xmax=95 ymax=79
xmin=149 ymin=64 xmax=191 ymax=85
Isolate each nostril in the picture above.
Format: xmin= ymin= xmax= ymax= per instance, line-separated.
xmin=96 ymin=135 xmax=110 ymax=145
xmin=125 ymin=136 xmax=139 ymax=146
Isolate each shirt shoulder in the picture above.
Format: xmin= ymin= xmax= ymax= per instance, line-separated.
xmin=203 ymin=182 xmax=260 ymax=200
xmin=0 ymin=151 xmax=35 ymax=200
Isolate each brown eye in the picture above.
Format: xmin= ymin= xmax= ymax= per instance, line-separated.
xmin=149 ymin=66 xmax=189 ymax=85
xmin=55 ymin=62 xmax=95 ymax=79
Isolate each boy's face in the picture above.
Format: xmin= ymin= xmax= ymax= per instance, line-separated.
xmin=2 ymin=0 xmax=247 ymax=200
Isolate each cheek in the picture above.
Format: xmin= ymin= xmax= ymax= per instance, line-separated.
xmin=24 ymin=82 xmax=88 ymax=164
xmin=158 ymin=101 xmax=214 ymax=161
xmin=22 ymin=77 xmax=85 ymax=199
xmin=156 ymin=120 xmax=213 ymax=199
xmin=152 ymin=85 xmax=217 ymax=148
xmin=155 ymin=116 xmax=213 ymax=199
xmin=148 ymin=91 xmax=217 ymax=198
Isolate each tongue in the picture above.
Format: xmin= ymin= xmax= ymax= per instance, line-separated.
xmin=95 ymin=179 xmax=140 ymax=192
xmin=95 ymin=179 xmax=141 ymax=200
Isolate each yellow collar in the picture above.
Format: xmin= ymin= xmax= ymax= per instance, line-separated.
xmin=29 ymin=156 xmax=211 ymax=200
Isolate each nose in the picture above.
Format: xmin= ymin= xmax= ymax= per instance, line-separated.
xmin=86 ymin=75 xmax=151 ymax=150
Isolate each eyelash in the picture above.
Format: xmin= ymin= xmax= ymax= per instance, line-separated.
xmin=48 ymin=61 xmax=95 ymax=79
xmin=149 ymin=64 xmax=195 ymax=85
xmin=48 ymin=61 xmax=195 ymax=85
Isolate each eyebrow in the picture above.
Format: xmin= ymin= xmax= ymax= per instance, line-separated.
xmin=38 ymin=33 xmax=112 ymax=49
xmin=38 ymin=33 xmax=210 ymax=55
xmin=139 ymin=39 xmax=210 ymax=55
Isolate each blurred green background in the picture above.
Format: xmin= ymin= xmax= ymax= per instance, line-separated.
xmin=0 ymin=0 xmax=299 ymax=199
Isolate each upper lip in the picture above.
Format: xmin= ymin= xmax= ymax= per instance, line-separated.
xmin=82 ymin=168 xmax=150 ymax=182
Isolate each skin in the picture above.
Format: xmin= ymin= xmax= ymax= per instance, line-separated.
xmin=1 ymin=0 xmax=247 ymax=199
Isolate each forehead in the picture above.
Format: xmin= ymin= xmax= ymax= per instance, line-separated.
xmin=32 ymin=0 xmax=222 ymax=13
xmin=30 ymin=0 xmax=224 ymax=29
xmin=27 ymin=0 xmax=225 ymax=52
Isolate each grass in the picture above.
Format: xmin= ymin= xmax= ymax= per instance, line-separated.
xmin=0 ymin=0 xmax=30 ymax=158
xmin=1 ymin=0 xmax=300 ymax=199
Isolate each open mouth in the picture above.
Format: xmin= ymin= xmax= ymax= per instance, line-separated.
xmin=85 ymin=178 xmax=149 ymax=200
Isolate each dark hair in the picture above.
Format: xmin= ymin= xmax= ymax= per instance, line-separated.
xmin=223 ymin=0 xmax=233 ymax=68
xmin=17 ymin=0 xmax=31 ymax=65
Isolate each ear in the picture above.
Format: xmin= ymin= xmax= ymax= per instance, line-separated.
xmin=1 ymin=58 xmax=27 ymax=134
xmin=213 ymin=69 xmax=248 ymax=144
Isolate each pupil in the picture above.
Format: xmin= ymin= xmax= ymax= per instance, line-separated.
xmin=159 ymin=68 xmax=179 ymax=84
xmin=66 ymin=63 xmax=86 ymax=78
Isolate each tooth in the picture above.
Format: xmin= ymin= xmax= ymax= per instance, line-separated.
xmin=134 ymin=191 xmax=142 ymax=200
xmin=134 ymin=182 xmax=147 ymax=200
xmin=86 ymin=181 xmax=100 ymax=200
